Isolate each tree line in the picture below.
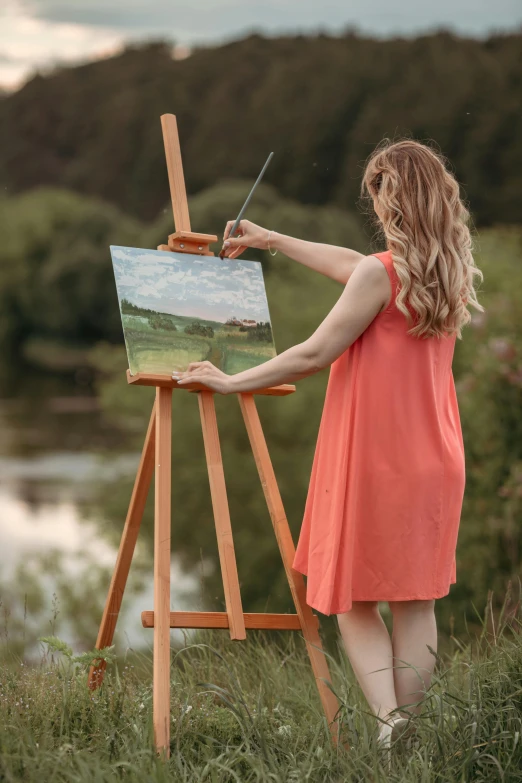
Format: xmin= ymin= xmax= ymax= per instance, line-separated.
xmin=121 ymin=298 xmax=178 ymax=331
xmin=0 ymin=31 xmax=521 ymax=226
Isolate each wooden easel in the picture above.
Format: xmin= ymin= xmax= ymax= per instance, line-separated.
xmin=87 ymin=114 xmax=340 ymax=756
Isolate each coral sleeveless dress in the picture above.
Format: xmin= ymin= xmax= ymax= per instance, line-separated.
xmin=292 ymin=250 xmax=466 ymax=615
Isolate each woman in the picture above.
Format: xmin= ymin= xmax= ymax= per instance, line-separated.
xmin=172 ymin=139 xmax=484 ymax=746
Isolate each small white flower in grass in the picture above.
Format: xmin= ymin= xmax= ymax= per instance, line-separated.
xmin=277 ymin=725 xmax=292 ymax=737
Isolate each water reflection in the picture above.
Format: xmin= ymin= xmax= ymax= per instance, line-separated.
xmin=0 ymin=372 xmax=206 ymax=657
xmin=0 ymin=356 xmax=322 ymax=660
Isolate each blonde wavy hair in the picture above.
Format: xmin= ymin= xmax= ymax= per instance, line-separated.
xmin=361 ymin=138 xmax=484 ymax=339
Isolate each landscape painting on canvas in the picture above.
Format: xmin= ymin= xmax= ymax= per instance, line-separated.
xmin=110 ymin=246 xmax=277 ymax=376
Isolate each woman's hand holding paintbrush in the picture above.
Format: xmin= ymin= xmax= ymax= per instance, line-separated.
xmin=220 ymin=219 xmax=277 ymax=259
xmin=218 ymin=150 xmax=274 ymax=258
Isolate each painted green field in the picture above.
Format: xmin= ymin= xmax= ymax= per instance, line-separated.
xmin=122 ymin=313 xmax=276 ymax=376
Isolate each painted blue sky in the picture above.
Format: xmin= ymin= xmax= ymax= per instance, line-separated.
xmin=110 ymin=245 xmax=272 ymax=324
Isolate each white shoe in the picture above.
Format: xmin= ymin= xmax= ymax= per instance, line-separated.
xmin=377 ymin=716 xmax=410 ymax=771
xmin=377 ymin=715 xmax=409 ymax=746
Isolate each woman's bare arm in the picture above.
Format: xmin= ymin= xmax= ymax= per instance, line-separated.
xmin=267 ymin=232 xmax=365 ymax=284
xmin=220 ymin=220 xmax=365 ymax=285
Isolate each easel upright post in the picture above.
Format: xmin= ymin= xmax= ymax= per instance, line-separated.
xmin=153 ymin=386 xmax=172 ymax=753
xmin=89 ymin=113 xmax=341 ymax=757
xmin=161 ymin=114 xmax=191 ymax=232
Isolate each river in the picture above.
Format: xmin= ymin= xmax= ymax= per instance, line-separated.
xmin=0 ymin=363 xmax=207 ymax=657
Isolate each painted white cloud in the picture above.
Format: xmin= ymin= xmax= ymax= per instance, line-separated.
xmin=110 ymin=247 xmax=128 ymax=259
xmin=110 ymin=246 xmax=272 ymax=323
xmin=138 ymin=284 xmax=162 ymax=298
xmin=116 ymin=273 xmax=141 ymax=287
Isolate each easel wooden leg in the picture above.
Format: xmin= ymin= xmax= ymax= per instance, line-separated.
xmin=154 ymin=387 xmax=172 ymax=757
xmin=88 ymin=402 xmax=156 ymax=690
xmin=238 ymin=393 xmax=340 ymax=742
xmin=198 ymin=391 xmax=246 ymax=640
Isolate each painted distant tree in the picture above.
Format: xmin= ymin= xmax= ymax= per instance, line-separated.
xmin=250 ymin=322 xmax=273 ymax=342
xmin=184 ymin=322 xmax=214 ymax=338
xmin=149 ymin=314 xmax=177 ymax=331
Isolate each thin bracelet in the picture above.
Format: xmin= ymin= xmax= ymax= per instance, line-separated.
xmin=267 ymin=230 xmax=278 ymax=256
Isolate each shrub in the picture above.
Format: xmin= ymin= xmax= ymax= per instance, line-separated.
xmin=184 ymin=322 xmax=214 ymax=338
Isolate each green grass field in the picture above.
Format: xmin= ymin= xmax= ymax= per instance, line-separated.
xmin=1 ymin=591 xmax=521 ymax=782
xmin=122 ymin=313 xmax=276 ymax=376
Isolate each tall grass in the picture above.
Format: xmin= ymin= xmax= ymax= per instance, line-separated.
xmin=1 ymin=586 xmax=521 ymax=781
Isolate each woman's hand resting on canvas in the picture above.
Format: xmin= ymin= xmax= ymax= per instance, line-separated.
xmin=221 ymin=219 xmax=273 ymax=259
xmin=172 ymin=361 xmax=232 ymax=394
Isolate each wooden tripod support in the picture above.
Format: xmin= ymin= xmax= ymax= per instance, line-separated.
xmin=87 ymin=114 xmax=340 ymax=756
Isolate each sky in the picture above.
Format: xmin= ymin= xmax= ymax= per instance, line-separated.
xmin=1 ymin=0 xmax=521 ymax=90
xmin=111 ymin=246 xmax=272 ymax=324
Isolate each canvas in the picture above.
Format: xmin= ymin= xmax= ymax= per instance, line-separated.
xmin=110 ymin=246 xmax=277 ymax=376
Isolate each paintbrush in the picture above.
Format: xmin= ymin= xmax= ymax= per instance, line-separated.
xmin=219 ymin=152 xmax=274 ymax=259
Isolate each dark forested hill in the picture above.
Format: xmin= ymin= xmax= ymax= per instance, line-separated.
xmin=1 ymin=32 xmax=521 ymax=225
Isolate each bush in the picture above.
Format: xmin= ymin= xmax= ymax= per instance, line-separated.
xmin=148 ymin=314 xmax=177 ymax=331
xmin=184 ymin=322 xmax=214 ymax=338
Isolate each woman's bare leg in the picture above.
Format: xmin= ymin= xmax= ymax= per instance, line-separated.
xmin=388 ymin=599 xmax=437 ymax=718
xmin=336 ymin=601 xmax=398 ymax=725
